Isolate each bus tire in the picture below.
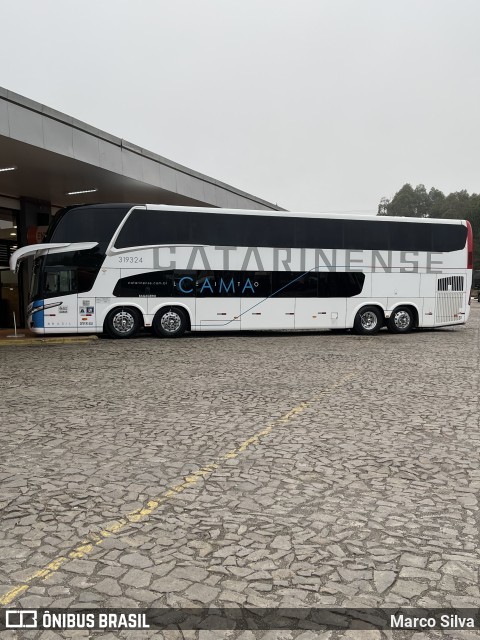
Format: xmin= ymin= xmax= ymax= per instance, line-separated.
xmin=353 ymin=306 xmax=383 ymax=335
xmin=104 ymin=307 xmax=141 ymax=339
xmin=153 ymin=307 xmax=187 ymax=338
xmin=387 ymin=306 xmax=415 ymax=333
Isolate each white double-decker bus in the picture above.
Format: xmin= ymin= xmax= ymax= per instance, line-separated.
xmin=10 ymin=204 xmax=473 ymax=338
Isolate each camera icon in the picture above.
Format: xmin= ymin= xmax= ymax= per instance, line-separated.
xmin=5 ymin=610 xmax=38 ymax=629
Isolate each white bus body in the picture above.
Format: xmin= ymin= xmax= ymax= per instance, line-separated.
xmin=11 ymin=204 xmax=473 ymax=338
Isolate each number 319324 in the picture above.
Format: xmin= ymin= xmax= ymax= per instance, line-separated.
xmin=119 ymin=256 xmax=143 ymax=263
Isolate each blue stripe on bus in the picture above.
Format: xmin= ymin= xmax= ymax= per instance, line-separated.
xmin=31 ymin=300 xmax=44 ymax=329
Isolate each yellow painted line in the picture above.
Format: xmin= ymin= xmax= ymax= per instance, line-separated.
xmin=0 ymin=373 xmax=354 ymax=606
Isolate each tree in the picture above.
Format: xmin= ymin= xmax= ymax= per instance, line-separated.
xmin=439 ymin=190 xmax=471 ymax=219
xmin=381 ymin=183 xmax=432 ymax=218
xmin=377 ymin=197 xmax=389 ymax=216
xmin=428 ymin=187 xmax=445 ymax=218
xmin=467 ymin=204 xmax=480 ymax=272
xmin=383 ymin=183 xmax=417 ymax=217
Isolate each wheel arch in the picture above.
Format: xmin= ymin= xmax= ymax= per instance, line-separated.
xmin=151 ymin=302 xmax=192 ymax=331
xmin=349 ymin=301 xmax=387 ymax=327
xmin=101 ymin=302 xmax=147 ymax=329
xmin=387 ymin=302 xmax=420 ymax=327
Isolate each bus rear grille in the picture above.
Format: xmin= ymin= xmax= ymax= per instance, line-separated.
xmin=437 ymin=275 xmax=464 ymax=292
xmin=435 ymin=292 xmax=464 ymax=323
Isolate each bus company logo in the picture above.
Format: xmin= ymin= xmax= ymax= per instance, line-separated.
xmin=177 ymin=275 xmax=259 ymax=295
xmin=151 ymin=246 xmax=447 ymax=274
xmin=5 ymin=609 xmax=38 ymax=628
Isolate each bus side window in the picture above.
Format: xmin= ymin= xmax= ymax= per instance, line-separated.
xmin=243 ymin=272 xmax=272 ymax=297
xmin=272 ymin=272 xmax=317 ymax=297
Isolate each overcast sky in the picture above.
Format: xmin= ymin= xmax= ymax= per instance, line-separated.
xmin=1 ymin=0 xmax=479 ymax=212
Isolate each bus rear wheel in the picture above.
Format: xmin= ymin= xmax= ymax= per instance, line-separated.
xmin=153 ymin=307 xmax=187 ymax=338
xmin=104 ymin=307 xmax=141 ymax=339
xmin=353 ymin=306 xmax=383 ymax=335
xmin=387 ymin=306 xmax=414 ymax=333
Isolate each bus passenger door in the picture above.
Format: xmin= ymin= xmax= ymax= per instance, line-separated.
xmin=40 ymin=266 xmax=79 ymax=332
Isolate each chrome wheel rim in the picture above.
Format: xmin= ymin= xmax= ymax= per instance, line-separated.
xmin=112 ymin=310 xmax=135 ymax=334
xmin=160 ymin=311 xmax=181 ymax=333
xmin=360 ymin=311 xmax=378 ymax=331
xmin=394 ymin=310 xmax=410 ymax=330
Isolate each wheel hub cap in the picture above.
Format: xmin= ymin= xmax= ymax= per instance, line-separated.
xmin=112 ymin=311 xmax=135 ymax=333
xmin=161 ymin=311 xmax=181 ymax=333
xmin=361 ymin=311 xmax=377 ymax=330
xmin=394 ymin=310 xmax=410 ymax=329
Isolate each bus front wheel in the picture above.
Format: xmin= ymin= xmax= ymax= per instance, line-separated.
xmin=104 ymin=307 xmax=141 ymax=339
xmin=387 ymin=306 xmax=414 ymax=333
xmin=353 ymin=306 xmax=383 ymax=335
xmin=153 ymin=307 xmax=187 ymax=338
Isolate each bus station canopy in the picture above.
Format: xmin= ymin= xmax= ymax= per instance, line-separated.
xmin=0 ymin=86 xmax=282 ymax=212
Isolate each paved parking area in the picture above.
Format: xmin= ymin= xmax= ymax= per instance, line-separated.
xmin=0 ymin=306 xmax=479 ymax=639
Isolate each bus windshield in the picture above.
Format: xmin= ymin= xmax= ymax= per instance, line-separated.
xmin=30 ymin=205 xmax=133 ymax=301
xmin=46 ymin=205 xmax=132 ymax=250
xmin=30 ymin=251 xmax=103 ymax=301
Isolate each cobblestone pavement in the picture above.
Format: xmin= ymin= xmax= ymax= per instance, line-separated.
xmin=0 ymin=306 xmax=479 ymax=639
